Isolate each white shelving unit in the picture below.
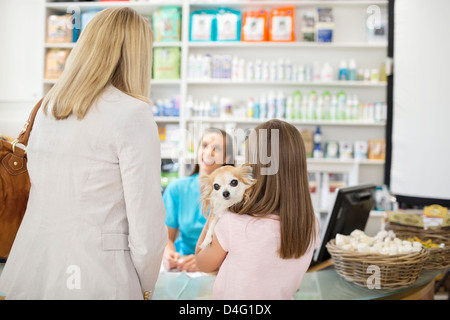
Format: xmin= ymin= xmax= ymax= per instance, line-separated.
xmin=43 ymin=0 xmax=388 ymax=199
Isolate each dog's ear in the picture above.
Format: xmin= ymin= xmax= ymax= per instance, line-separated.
xmin=199 ymin=175 xmax=213 ymax=217
xmin=238 ymin=164 xmax=256 ymax=187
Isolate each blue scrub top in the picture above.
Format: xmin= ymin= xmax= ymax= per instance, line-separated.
xmin=163 ymin=173 xmax=207 ymax=255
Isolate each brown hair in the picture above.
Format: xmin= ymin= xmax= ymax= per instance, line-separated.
xmin=190 ymin=128 xmax=235 ymax=176
xmin=230 ymin=119 xmax=317 ymax=259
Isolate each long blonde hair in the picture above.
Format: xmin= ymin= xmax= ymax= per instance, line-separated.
xmin=231 ymin=120 xmax=317 ymax=259
xmin=43 ymin=7 xmax=153 ymax=120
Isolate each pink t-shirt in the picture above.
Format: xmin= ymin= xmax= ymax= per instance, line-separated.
xmin=213 ymin=211 xmax=319 ymax=300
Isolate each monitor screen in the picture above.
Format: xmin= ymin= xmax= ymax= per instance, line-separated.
xmin=312 ymin=183 xmax=376 ymax=263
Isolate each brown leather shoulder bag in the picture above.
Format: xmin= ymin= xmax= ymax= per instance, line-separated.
xmin=0 ymin=99 xmax=42 ymax=259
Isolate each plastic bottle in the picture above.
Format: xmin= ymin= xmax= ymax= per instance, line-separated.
xmin=188 ymin=54 xmax=196 ymax=79
xmin=260 ymin=95 xmax=268 ymax=119
xmin=338 ymin=60 xmax=348 ymax=81
xmin=195 ymin=54 xmax=203 ymax=79
xmin=313 ymin=126 xmax=323 ymax=158
xmin=254 ymin=59 xmax=262 ymax=81
xmin=211 ymin=95 xmax=220 ymax=117
xmin=253 ymin=98 xmax=261 ymax=119
xmin=285 ymin=59 xmax=293 ymax=81
xmin=321 ymin=62 xmax=333 ymax=82
xmin=277 ymin=58 xmax=285 ymax=81
xmin=307 ymin=90 xmax=317 ymax=120
xmin=305 ymin=63 xmax=313 ymax=82
xmin=262 ymin=61 xmax=269 ymax=81
xmin=238 ymin=58 xmax=245 ymax=80
xmin=293 ymin=90 xmax=302 ymax=119
xmin=313 ymin=61 xmax=321 ymax=81
xmin=352 ymin=95 xmax=359 ymax=120
xmin=322 ymin=91 xmax=331 ymax=120
xmin=301 ymin=99 xmax=308 ymax=120
xmin=232 ymin=56 xmax=239 ymax=80
xmin=348 ymin=59 xmax=357 ymax=81
xmin=201 ymin=54 xmax=211 ymax=79
xmin=316 ymin=95 xmax=323 ymax=120
xmin=185 ymin=96 xmax=194 ymax=118
xmin=247 ymin=98 xmax=254 ymax=118
xmin=246 ymin=61 xmax=254 ymax=81
xmin=270 ymin=60 xmax=277 ymax=81
xmin=286 ymin=95 xmax=293 ymax=120
xmin=297 ymin=65 xmax=305 ymax=82
xmin=330 ymin=94 xmax=338 ymax=120
xmin=268 ymin=91 xmax=276 ymax=119
xmin=276 ymin=91 xmax=285 ymax=119
xmin=345 ymin=96 xmax=352 ymax=120
xmin=337 ymin=91 xmax=346 ymax=120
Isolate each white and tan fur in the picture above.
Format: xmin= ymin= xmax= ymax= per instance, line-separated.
xmin=199 ymin=164 xmax=256 ymax=249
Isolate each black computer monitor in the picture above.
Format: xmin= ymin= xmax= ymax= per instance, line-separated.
xmin=313 ymin=183 xmax=376 ymax=264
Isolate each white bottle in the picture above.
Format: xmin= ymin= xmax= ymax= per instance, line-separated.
xmin=286 ymin=95 xmax=293 ymax=120
xmin=276 ymin=91 xmax=285 ymax=119
xmin=246 ymin=61 xmax=254 ymax=81
xmin=185 ymin=96 xmax=194 ymax=118
xmin=313 ymin=61 xmax=321 ymax=81
xmin=262 ymin=60 xmax=269 ymax=81
xmin=270 ymin=60 xmax=277 ymax=81
xmin=238 ymin=58 xmax=245 ymax=81
xmin=352 ymin=95 xmax=359 ymax=120
xmin=316 ymin=96 xmax=323 ymax=120
xmin=188 ymin=54 xmax=196 ymax=79
xmin=260 ymin=95 xmax=268 ymax=119
xmin=202 ymin=54 xmax=211 ymax=79
xmin=321 ymin=62 xmax=333 ymax=82
xmin=232 ymin=56 xmax=239 ymax=80
xmin=268 ymin=91 xmax=276 ymax=119
xmin=297 ymin=65 xmax=305 ymax=82
xmin=277 ymin=58 xmax=285 ymax=81
xmin=195 ymin=54 xmax=203 ymax=79
xmin=285 ymin=59 xmax=293 ymax=81
xmin=254 ymin=59 xmax=262 ymax=81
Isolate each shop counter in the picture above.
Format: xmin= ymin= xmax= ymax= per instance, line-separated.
xmin=153 ymin=268 xmax=441 ymax=300
xmin=0 ymin=263 xmax=441 ymax=300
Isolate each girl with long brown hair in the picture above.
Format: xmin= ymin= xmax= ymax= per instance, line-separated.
xmin=195 ymin=119 xmax=319 ymax=299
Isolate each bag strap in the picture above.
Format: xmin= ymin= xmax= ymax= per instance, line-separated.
xmin=12 ymin=98 xmax=43 ymax=152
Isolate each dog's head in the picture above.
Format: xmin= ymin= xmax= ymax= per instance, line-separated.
xmin=199 ymin=164 xmax=256 ymax=216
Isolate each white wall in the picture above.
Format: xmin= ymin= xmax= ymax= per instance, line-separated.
xmin=0 ymin=0 xmax=45 ymax=137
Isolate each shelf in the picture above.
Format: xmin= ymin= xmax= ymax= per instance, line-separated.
xmin=45 ymin=1 xmax=184 ymax=10
xmin=187 ymin=79 xmax=387 ymax=87
xmin=45 ymin=42 xmax=181 ymax=48
xmin=45 ymin=79 xmax=181 ymax=86
xmin=188 ymin=41 xmax=388 ymax=49
xmin=154 ymin=116 xmax=180 ymax=123
xmin=189 ymin=0 xmax=388 ymax=7
xmin=186 ymin=117 xmax=385 ymax=127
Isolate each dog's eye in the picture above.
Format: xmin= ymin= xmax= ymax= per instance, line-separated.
xmin=213 ymin=184 xmax=220 ymax=190
xmin=230 ymin=179 xmax=238 ymax=187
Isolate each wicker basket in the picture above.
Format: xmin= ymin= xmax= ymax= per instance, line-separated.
xmin=385 ymin=222 xmax=450 ymax=270
xmin=326 ymin=239 xmax=429 ymax=289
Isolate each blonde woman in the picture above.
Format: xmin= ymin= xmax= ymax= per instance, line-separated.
xmin=0 ymin=7 xmax=167 ymax=299
xmin=195 ymin=120 xmax=319 ymax=299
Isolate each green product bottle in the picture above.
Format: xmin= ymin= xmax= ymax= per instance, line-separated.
xmin=293 ymin=90 xmax=302 ymax=120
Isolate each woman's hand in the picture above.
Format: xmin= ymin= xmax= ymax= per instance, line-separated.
xmin=177 ymin=255 xmax=199 ymax=272
xmin=162 ymin=247 xmax=181 ymax=271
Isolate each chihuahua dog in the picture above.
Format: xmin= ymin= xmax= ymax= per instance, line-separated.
xmin=199 ymin=164 xmax=256 ymax=249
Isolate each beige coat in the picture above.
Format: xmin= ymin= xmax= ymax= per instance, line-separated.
xmin=0 ymin=86 xmax=167 ymax=299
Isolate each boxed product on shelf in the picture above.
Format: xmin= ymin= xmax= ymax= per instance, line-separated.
xmin=152 ymin=47 xmax=180 ymax=79
xmin=152 ymin=6 xmax=181 ymax=42
xmin=301 ymin=10 xmax=316 ymax=42
xmin=190 ymin=10 xmax=217 ymax=41
xmin=269 ymin=7 xmax=295 ymax=42
xmin=241 ymin=9 xmax=268 ymax=41
xmin=354 ymin=141 xmax=369 ymax=160
xmin=81 ymin=11 xmax=100 ymax=31
xmin=368 ymin=139 xmax=386 ymax=160
xmin=301 ymin=129 xmax=314 ymax=158
xmin=317 ymin=8 xmax=334 ymax=43
xmin=216 ymin=8 xmax=241 ymax=41
xmin=44 ymin=49 xmax=70 ymax=79
xmin=339 ymin=141 xmax=353 ymax=160
xmin=324 ymin=141 xmax=339 ymax=159
xmin=46 ymin=14 xmax=73 ymax=43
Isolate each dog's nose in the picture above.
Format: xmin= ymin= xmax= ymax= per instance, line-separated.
xmin=222 ymin=191 xmax=230 ymax=198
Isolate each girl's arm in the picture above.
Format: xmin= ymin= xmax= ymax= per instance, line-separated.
xmin=195 ymin=217 xmax=227 ymax=273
